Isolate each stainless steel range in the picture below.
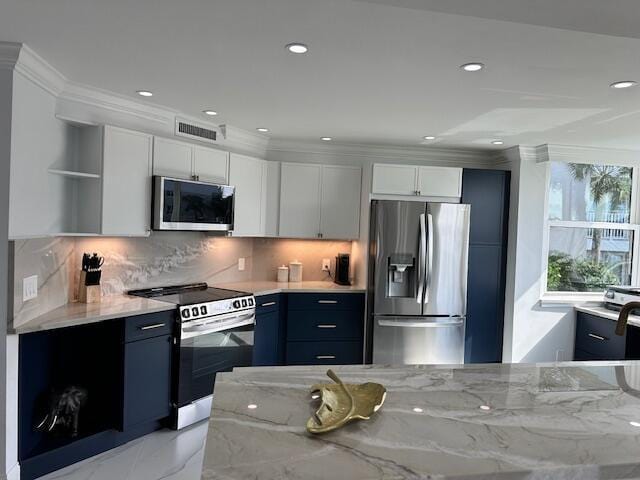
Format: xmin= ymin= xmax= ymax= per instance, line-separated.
xmin=129 ymin=283 xmax=255 ymax=429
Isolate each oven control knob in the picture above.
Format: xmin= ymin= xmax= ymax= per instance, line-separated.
xmin=248 ymin=298 xmax=254 ymax=306
xmin=233 ymin=300 xmax=241 ymax=309
xmin=181 ymin=309 xmax=190 ymax=319
xmin=191 ymin=307 xmax=199 ymax=317
xmin=241 ymin=299 xmax=247 ymax=307
xmin=200 ymin=306 xmax=207 ymax=315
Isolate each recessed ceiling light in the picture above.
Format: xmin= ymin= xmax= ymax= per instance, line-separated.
xmin=203 ymin=110 xmax=218 ymax=116
xmin=256 ymin=127 xmax=269 ymax=133
xmin=460 ymin=63 xmax=484 ymax=72
xmin=247 ymin=404 xmax=258 ymax=410
xmin=423 ymin=136 xmax=436 ymax=140
xmin=491 ymin=140 xmax=504 ymax=145
xmin=136 ymin=90 xmax=153 ymax=97
xmin=286 ymin=43 xmax=308 ymax=54
xmin=610 ymin=80 xmax=638 ymax=89
xmin=412 ymin=407 xmax=423 ymax=413
xmin=321 ymin=137 xmax=332 ymax=141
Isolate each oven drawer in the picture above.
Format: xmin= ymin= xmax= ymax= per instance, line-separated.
xmin=287 ymin=310 xmax=363 ymax=341
xmin=288 ymin=293 xmax=364 ymax=312
xmin=286 ymin=341 xmax=362 ymax=365
xmin=124 ymin=311 xmax=174 ymax=343
xmin=574 ymin=312 xmax=625 ymax=360
xmin=255 ymin=294 xmax=281 ymax=315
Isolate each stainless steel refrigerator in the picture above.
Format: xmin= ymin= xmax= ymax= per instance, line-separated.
xmin=367 ymin=200 xmax=470 ymax=365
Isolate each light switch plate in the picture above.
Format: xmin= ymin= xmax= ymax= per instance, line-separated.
xmin=238 ymin=258 xmax=246 ymax=271
xmin=23 ymin=275 xmax=38 ymax=302
xmin=322 ymin=258 xmax=331 ymax=272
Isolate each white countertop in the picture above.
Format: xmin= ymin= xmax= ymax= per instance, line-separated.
xmin=10 ymin=295 xmax=175 ymax=334
xmin=576 ymin=305 xmax=640 ymax=328
xmin=203 ymin=361 xmax=640 ymax=479
xmin=214 ymin=280 xmax=365 ymax=296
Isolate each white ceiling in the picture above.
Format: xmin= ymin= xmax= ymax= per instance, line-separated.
xmin=1 ymin=0 xmax=640 ymax=150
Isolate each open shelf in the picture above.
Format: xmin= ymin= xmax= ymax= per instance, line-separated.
xmin=48 ymin=168 xmax=101 ymax=179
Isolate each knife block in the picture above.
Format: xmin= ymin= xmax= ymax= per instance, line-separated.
xmin=78 ymin=271 xmax=101 ymax=304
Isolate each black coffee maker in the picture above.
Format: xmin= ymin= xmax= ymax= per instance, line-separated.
xmin=334 ymin=253 xmax=351 ymax=286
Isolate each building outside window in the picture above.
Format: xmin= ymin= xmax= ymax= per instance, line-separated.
xmin=545 ymin=161 xmax=638 ymax=295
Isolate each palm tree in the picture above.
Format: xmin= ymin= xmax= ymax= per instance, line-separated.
xmin=568 ymin=164 xmax=632 ymax=260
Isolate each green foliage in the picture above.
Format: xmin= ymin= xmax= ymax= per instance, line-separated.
xmin=547 ymin=251 xmax=618 ymax=292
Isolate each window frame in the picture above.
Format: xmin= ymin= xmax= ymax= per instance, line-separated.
xmin=541 ymin=159 xmax=640 ymax=302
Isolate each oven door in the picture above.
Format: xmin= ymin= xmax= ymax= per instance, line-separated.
xmin=175 ymin=310 xmax=254 ymax=428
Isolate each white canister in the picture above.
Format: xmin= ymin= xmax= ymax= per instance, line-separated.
xmin=277 ymin=265 xmax=289 ymax=283
xmin=289 ymin=260 xmax=303 ymax=282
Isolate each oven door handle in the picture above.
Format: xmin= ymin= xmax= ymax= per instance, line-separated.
xmin=181 ymin=311 xmax=255 ymax=336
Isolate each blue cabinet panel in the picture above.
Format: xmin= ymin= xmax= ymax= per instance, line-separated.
xmin=461 ymin=169 xmax=509 ymax=245
xmin=123 ymin=335 xmax=172 ymax=429
xmin=253 ymin=310 xmax=283 ymax=366
xmin=574 ymin=312 xmax=625 ymax=360
xmin=286 ymin=341 xmax=362 ymax=365
xmin=255 ymin=293 xmax=282 ymax=315
xmin=124 ymin=310 xmax=174 ymax=342
xmin=287 ymin=310 xmax=363 ymax=341
xmin=288 ymin=293 xmax=364 ymax=312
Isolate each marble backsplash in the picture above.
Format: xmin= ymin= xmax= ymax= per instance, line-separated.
xmin=11 ymin=233 xmax=355 ymax=328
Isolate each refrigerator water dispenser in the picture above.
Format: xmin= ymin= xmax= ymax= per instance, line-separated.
xmin=387 ymin=254 xmax=415 ymax=297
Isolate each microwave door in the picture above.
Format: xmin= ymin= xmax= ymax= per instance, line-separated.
xmin=372 ymin=200 xmax=426 ymax=317
xmin=422 ymin=203 xmax=471 ymax=316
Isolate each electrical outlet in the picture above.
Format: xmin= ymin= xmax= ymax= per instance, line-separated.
xmin=238 ymin=257 xmax=246 ymax=271
xmin=322 ymin=258 xmax=331 ymax=272
xmin=23 ymin=275 xmax=38 ymax=302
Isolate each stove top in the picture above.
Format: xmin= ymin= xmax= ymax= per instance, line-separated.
xmin=128 ymin=283 xmax=255 ymax=322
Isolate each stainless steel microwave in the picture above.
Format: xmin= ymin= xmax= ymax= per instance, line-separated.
xmin=152 ymin=176 xmax=235 ymax=231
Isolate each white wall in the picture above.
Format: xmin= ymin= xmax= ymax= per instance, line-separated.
xmin=502 ymin=146 xmax=575 ymax=363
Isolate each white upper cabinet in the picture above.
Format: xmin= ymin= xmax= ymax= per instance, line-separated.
xmin=153 ymin=137 xmax=229 ymax=183
xmin=371 ymin=164 xmax=418 ymax=195
xmin=279 ymin=163 xmax=322 ymax=238
xmin=101 ymin=126 xmax=153 ymax=236
xmin=320 ymin=165 xmax=362 ymax=240
xmin=416 ymin=166 xmax=462 ymax=198
xmin=279 ymin=163 xmax=362 ymax=240
xmin=193 ymin=146 xmax=229 ymax=184
xmin=228 ymin=153 xmax=266 ymax=236
xmin=153 ymin=137 xmax=192 ymax=178
xmin=372 ymin=163 xmax=462 ymax=198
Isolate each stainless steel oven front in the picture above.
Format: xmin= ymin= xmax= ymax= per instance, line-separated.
xmin=174 ymin=309 xmax=254 ymax=429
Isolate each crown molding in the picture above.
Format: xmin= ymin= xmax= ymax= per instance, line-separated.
xmin=267 ymin=139 xmax=500 ymax=167
xmin=0 ymin=42 xmax=21 ymax=71
xmin=534 ymin=143 xmax=640 ymax=165
xmin=0 ymin=42 xmax=67 ymax=96
xmin=219 ymin=124 xmax=270 ymax=157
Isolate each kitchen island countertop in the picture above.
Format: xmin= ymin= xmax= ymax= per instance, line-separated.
xmin=214 ymin=280 xmax=365 ymax=296
xmin=202 ymin=361 xmax=640 ymax=479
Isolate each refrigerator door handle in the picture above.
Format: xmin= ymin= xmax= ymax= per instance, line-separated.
xmin=377 ymin=316 xmax=464 ymax=328
xmin=424 ymin=213 xmax=434 ymax=304
xmin=417 ymin=213 xmax=427 ymax=304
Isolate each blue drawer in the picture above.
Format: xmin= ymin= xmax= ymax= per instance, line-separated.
xmin=575 ymin=312 xmax=625 ymax=360
xmin=124 ymin=310 xmax=174 ymax=343
xmin=286 ymin=341 xmax=362 ymax=365
xmin=255 ymin=293 xmax=282 ymax=315
xmin=287 ymin=293 xmax=364 ymax=312
xmin=287 ymin=310 xmax=363 ymax=341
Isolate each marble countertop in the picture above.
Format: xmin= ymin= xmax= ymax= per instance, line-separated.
xmin=202 ymin=361 xmax=640 ymax=479
xmin=10 ymin=295 xmax=175 ymax=334
xmin=214 ymin=280 xmax=365 ymax=296
xmin=576 ymin=305 xmax=640 ymax=327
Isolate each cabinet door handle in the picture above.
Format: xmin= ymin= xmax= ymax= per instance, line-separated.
xmin=316 ymin=355 xmax=336 ymax=360
xmin=318 ymin=300 xmax=338 ymax=304
xmin=139 ymin=323 xmax=166 ymax=331
xmin=260 ymin=301 xmax=277 ymax=307
xmin=588 ymin=333 xmax=607 ymax=341
xmin=317 ymin=324 xmax=337 ymax=329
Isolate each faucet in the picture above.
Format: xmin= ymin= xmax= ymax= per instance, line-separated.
xmin=615 ymin=302 xmax=640 ymax=336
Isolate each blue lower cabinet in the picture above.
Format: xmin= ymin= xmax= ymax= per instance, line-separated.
xmin=286 ymin=341 xmax=362 ymax=365
xmin=574 ymin=312 xmax=625 ymax=360
xmin=253 ymin=310 xmax=284 ymax=366
xmin=287 ymin=310 xmax=363 ymax=341
xmin=122 ymin=335 xmax=172 ymax=429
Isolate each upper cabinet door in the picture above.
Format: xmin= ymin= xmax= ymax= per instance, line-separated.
xmin=152 ymin=137 xmax=192 ymax=179
xmin=193 ymin=146 xmax=229 ymax=184
xmin=320 ymin=165 xmax=362 ymax=240
xmin=101 ymin=126 xmax=153 ymax=236
xmin=417 ymin=166 xmax=462 ymax=197
xmin=229 ymin=153 xmax=266 ymax=236
xmin=279 ymin=163 xmax=322 ymax=238
xmin=371 ymin=164 xmax=417 ymax=195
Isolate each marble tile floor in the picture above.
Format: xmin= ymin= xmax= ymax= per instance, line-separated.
xmin=38 ymin=421 xmax=208 ymax=480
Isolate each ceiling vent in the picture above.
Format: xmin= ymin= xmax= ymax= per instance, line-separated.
xmin=174 ymin=117 xmax=221 ymax=144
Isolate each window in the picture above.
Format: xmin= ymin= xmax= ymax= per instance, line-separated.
xmin=545 ymin=162 xmax=638 ymax=295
